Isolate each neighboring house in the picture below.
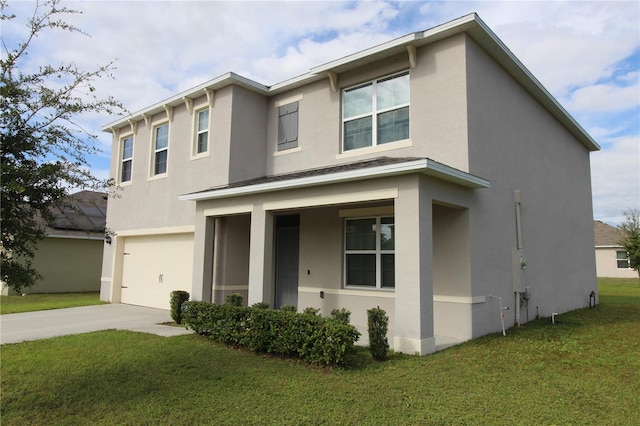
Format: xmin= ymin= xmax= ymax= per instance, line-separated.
xmin=2 ymin=191 xmax=107 ymax=295
xmin=100 ymin=14 xmax=599 ymax=355
xmin=594 ymin=220 xmax=636 ymax=279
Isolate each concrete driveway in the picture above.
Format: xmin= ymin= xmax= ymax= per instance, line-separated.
xmin=0 ymin=304 xmax=193 ymax=345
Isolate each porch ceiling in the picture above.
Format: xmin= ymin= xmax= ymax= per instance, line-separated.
xmin=178 ymin=157 xmax=489 ymax=202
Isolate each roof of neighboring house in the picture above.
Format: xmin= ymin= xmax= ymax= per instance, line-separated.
xmin=103 ymin=13 xmax=599 ymax=153
xmin=594 ymin=220 xmax=626 ymax=247
xmin=179 ymin=157 xmax=490 ymax=202
xmin=41 ymin=191 xmax=108 ymax=239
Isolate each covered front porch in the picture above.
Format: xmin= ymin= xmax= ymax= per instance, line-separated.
xmin=180 ymin=157 xmax=489 ymax=355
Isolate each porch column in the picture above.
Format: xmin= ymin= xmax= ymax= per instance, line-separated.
xmin=247 ymin=204 xmax=274 ymax=305
xmin=191 ymin=213 xmax=215 ymax=302
xmin=394 ymin=176 xmax=436 ymax=355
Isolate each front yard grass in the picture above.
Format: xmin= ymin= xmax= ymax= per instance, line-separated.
xmin=1 ymin=279 xmax=638 ymax=425
xmin=0 ymin=292 xmax=105 ymax=315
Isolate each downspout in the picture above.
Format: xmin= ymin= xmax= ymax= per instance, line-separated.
xmin=514 ymin=190 xmax=523 ymax=327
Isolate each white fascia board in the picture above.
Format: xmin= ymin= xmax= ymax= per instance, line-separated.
xmin=102 ymin=72 xmax=269 ymax=132
xmin=179 ymin=159 xmax=489 ymax=202
xmin=310 ymin=32 xmax=423 ymax=75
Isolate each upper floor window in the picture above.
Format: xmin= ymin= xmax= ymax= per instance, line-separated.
xmin=195 ymin=108 xmax=209 ymax=155
xmin=617 ymin=250 xmax=630 ymax=269
xmin=344 ymin=216 xmax=395 ymax=289
xmin=120 ymin=136 xmax=133 ymax=183
xmin=278 ymin=101 xmax=299 ymax=151
xmin=153 ymin=123 xmax=169 ymax=176
xmin=342 ymin=71 xmax=409 ymax=151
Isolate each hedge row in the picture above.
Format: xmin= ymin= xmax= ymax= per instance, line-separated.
xmin=182 ymin=302 xmax=361 ymax=365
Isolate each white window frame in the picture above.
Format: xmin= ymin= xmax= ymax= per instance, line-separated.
xmin=616 ymin=250 xmax=631 ymax=269
xmin=150 ymin=121 xmax=169 ymax=179
xmin=193 ymin=107 xmax=210 ymax=158
xmin=119 ymin=134 xmax=134 ymax=185
xmin=342 ymin=70 xmax=410 ymax=152
xmin=344 ymin=216 xmax=395 ymax=290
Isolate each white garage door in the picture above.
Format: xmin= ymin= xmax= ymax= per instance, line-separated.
xmin=121 ymin=233 xmax=193 ymax=310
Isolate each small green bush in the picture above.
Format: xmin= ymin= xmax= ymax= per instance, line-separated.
xmin=302 ymin=307 xmax=320 ymax=316
xmin=225 ymin=293 xmax=243 ymax=307
xmin=169 ymin=290 xmax=190 ymax=324
xmin=330 ymin=308 xmax=351 ymax=325
xmin=182 ymin=301 xmax=360 ymax=365
xmin=251 ymin=302 xmax=270 ymax=309
xmin=368 ymin=307 xmax=389 ymax=361
xmin=280 ymin=304 xmax=297 ymax=312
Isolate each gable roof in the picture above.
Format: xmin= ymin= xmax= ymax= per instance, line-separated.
xmin=594 ymin=220 xmax=626 ymax=247
xmin=102 ymin=14 xmax=598 ymax=153
xmin=42 ymin=191 xmax=108 ymax=239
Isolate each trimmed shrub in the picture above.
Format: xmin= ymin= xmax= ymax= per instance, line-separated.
xmin=225 ymin=293 xmax=243 ymax=307
xmin=251 ymin=302 xmax=270 ymax=309
xmin=330 ymin=308 xmax=351 ymax=325
xmin=302 ymin=307 xmax=320 ymax=316
xmin=280 ymin=304 xmax=297 ymax=313
xmin=169 ymin=290 xmax=190 ymax=324
xmin=182 ymin=301 xmax=360 ymax=365
xmin=368 ymin=307 xmax=389 ymax=361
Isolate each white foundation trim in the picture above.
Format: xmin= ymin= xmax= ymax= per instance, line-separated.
xmin=394 ymin=336 xmax=436 ymax=356
xmin=433 ymin=295 xmax=486 ymax=304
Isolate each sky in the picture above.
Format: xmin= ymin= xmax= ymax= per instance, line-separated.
xmin=3 ymin=0 xmax=639 ymax=225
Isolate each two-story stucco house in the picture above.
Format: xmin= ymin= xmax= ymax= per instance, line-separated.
xmin=100 ymin=14 xmax=599 ymax=355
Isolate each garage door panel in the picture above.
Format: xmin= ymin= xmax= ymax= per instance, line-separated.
xmin=121 ymin=233 xmax=193 ymax=310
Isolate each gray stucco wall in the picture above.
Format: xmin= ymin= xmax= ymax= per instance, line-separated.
xmin=464 ymin=35 xmax=597 ymax=336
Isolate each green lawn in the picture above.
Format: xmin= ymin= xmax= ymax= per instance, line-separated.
xmin=0 ymin=292 xmax=105 ymax=315
xmin=1 ymin=279 xmax=639 ymax=425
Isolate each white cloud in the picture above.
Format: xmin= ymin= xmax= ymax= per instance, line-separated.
xmin=568 ymin=83 xmax=640 ymax=111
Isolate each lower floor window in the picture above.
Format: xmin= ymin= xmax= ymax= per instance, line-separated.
xmin=345 ymin=216 xmax=395 ymax=288
xmin=616 ymin=250 xmax=630 ymax=269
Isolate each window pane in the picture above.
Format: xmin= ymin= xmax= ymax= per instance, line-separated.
xmin=121 ymin=160 xmax=132 ymax=182
xmin=344 ymin=84 xmax=372 ymax=119
xmin=377 ymin=73 xmax=409 ymax=110
xmin=381 ymin=254 xmax=395 ymax=288
xmin=616 ymin=251 xmax=628 ymax=260
xmin=122 ymin=137 xmax=133 ymax=160
xmin=198 ymin=110 xmax=209 ymax=131
xmin=155 ymin=124 xmax=168 ymax=150
xmin=380 ymin=217 xmax=395 ymax=250
xmin=197 ymin=132 xmax=208 ymax=153
xmin=377 ymin=107 xmax=409 ymax=144
xmin=346 ymin=254 xmax=376 ymax=286
xmin=346 ymin=219 xmax=376 ymax=250
xmin=154 ymin=150 xmax=167 ymax=175
xmin=344 ymin=116 xmax=372 ymax=151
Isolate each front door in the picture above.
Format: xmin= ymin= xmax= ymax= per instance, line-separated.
xmin=274 ymin=215 xmax=300 ymax=308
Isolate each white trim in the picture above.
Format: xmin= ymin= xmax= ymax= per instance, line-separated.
xmin=274 ymin=93 xmax=303 ymax=108
xmin=336 ymin=139 xmax=413 ymax=159
xmin=339 ymin=206 xmax=394 ymax=217
xmin=433 ymin=295 xmax=486 ymax=304
xmin=263 ymin=188 xmax=398 ymax=211
xmin=100 ymin=276 xmax=112 ymax=282
xmin=298 ymin=286 xmax=395 ymax=298
xmin=179 ymin=158 xmax=488 ymax=202
xmin=116 ymin=226 xmax=195 ymax=237
xmin=149 ymin=120 xmax=170 ymax=179
xmin=203 ymin=204 xmax=253 ymax=216
xmin=273 ymin=146 xmax=302 ymax=157
xmin=214 ymin=285 xmax=249 ymax=291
